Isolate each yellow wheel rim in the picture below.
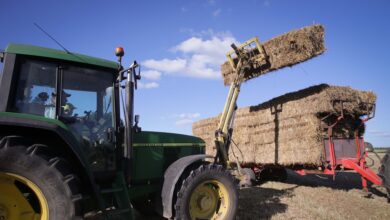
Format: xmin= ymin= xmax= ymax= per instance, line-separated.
xmin=189 ymin=180 xmax=230 ymax=220
xmin=0 ymin=172 xmax=49 ymax=220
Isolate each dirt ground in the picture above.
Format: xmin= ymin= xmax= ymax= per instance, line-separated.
xmin=237 ymin=152 xmax=389 ymax=220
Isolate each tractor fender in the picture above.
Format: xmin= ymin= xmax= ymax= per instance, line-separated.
xmin=0 ymin=113 xmax=91 ymax=185
xmin=0 ymin=114 xmax=87 ymax=166
xmin=161 ymin=154 xmax=213 ymax=219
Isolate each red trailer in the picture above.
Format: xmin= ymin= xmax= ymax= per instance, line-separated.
xmin=247 ymin=102 xmax=389 ymax=198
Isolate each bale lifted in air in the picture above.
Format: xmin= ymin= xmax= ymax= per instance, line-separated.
xmin=221 ymin=24 xmax=325 ymax=85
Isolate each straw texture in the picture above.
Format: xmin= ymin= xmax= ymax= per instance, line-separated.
xmin=192 ymin=84 xmax=376 ymax=165
xmin=221 ymin=25 xmax=325 ymax=85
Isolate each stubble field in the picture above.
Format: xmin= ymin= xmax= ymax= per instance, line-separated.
xmin=237 ymin=152 xmax=389 ymax=220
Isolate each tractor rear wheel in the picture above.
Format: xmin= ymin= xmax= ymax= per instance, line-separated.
xmin=174 ymin=164 xmax=238 ymax=220
xmin=379 ymin=149 xmax=390 ymax=201
xmin=0 ymin=136 xmax=81 ymax=220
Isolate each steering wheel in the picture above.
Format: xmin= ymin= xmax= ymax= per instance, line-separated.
xmin=78 ymin=111 xmax=112 ymax=146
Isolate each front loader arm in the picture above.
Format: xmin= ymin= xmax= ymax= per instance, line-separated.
xmin=214 ymin=38 xmax=268 ymax=167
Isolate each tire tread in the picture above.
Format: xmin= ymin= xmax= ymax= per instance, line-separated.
xmin=0 ymin=135 xmax=82 ymax=219
xmin=174 ymin=164 xmax=238 ymax=220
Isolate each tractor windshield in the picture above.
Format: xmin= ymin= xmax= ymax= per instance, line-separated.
xmin=11 ymin=60 xmax=115 ymax=129
xmin=11 ymin=59 xmax=117 ymax=171
xmin=61 ymin=65 xmax=115 ymax=142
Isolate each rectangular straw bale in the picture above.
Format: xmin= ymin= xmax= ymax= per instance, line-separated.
xmin=251 ymin=84 xmax=376 ymax=116
xmin=222 ymin=24 xmax=325 ymax=85
xmin=192 ymin=84 xmax=376 ymax=166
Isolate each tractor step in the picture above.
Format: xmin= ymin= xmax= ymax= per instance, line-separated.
xmin=93 ymin=172 xmax=133 ymax=218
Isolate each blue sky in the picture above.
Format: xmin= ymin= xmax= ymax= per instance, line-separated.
xmin=1 ymin=0 xmax=389 ymax=147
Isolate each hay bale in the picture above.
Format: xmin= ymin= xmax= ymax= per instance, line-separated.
xmin=222 ymin=25 xmax=325 ymax=85
xmin=192 ymin=84 xmax=376 ymax=166
xmin=250 ymin=84 xmax=376 ymax=116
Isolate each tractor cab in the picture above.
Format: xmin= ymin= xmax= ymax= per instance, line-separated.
xmin=0 ymin=44 xmax=119 ymax=173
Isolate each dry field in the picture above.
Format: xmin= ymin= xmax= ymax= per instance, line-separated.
xmin=137 ymin=152 xmax=390 ymax=219
xmin=238 ymin=152 xmax=389 ymax=220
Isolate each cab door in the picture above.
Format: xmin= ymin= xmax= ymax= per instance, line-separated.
xmin=60 ymin=65 xmax=117 ymax=173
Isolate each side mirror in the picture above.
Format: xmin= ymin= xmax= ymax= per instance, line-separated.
xmin=134 ymin=115 xmax=141 ymax=133
xmin=131 ymin=61 xmax=141 ymax=90
xmin=135 ymin=64 xmax=141 ymax=80
xmin=365 ymin=142 xmax=374 ymax=152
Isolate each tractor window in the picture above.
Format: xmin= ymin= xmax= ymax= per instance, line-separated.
xmin=61 ymin=65 xmax=115 ymax=153
xmin=12 ymin=60 xmax=57 ymax=116
xmin=61 ymin=66 xmax=114 ymax=123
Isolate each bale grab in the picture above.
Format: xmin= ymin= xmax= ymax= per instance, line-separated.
xmin=221 ymin=24 xmax=325 ymax=85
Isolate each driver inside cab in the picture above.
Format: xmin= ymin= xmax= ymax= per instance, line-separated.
xmin=44 ymin=91 xmax=74 ymax=119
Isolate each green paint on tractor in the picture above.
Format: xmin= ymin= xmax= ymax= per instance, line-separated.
xmin=0 ymin=111 xmax=69 ymax=130
xmin=132 ymin=131 xmax=205 ymax=184
xmin=5 ymin=44 xmax=118 ymax=69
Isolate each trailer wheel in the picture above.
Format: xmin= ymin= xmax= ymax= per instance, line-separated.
xmin=379 ymin=149 xmax=390 ymax=200
xmin=174 ymin=164 xmax=238 ymax=220
xmin=0 ymin=136 xmax=81 ymax=220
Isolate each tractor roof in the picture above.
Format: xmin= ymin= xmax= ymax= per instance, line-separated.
xmin=5 ymin=44 xmax=118 ymax=70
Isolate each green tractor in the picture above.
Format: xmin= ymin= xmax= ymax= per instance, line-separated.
xmin=0 ymin=44 xmax=238 ymax=219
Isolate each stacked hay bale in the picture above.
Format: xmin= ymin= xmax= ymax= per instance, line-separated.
xmin=221 ymin=24 xmax=325 ymax=85
xmin=192 ymin=84 xmax=376 ymax=166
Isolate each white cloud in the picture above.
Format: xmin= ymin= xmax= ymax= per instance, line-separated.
xmin=176 ymin=118 xmax=195 ymax=126
xmin=179 ymin=28 xmax=232 ymax=39
xmin=174 ymin=113 xmax=201 ymax=127
xmin=143 ymin=58 xmax=187 ymax=73
xmin=143 ymin=32 xmax=238 ymax=79
xmin=142 ymin=70 xmax=162 ymax=81
xmin=138 ymin=82 xmax=159 ymax=89
xmin=179 ymin=113 xmax=201 ymax=119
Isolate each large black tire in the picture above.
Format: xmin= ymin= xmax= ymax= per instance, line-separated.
xmin=379 ymin=149 xmax=390 ymax=201
xmin=174 ymin=164 xmax=238 ymax=220
xmin=0 ymin=136 xmax=82 ymax=220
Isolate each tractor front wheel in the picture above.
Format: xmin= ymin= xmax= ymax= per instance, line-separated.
xmin=0 ymin=136 xmax=81 ymax=220
xmin=174 ymin=164 xmax=238 ymax=220
xmin=379 ymin=149 xmax=390 ymax=201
